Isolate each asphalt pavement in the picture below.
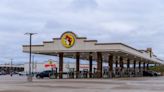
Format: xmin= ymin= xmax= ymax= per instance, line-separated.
xmin=0 ymin=75 xmax=164 ymax=92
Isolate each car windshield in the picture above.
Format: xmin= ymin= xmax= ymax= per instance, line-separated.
xmin=42 ymin=70 xmax=53 ymax=73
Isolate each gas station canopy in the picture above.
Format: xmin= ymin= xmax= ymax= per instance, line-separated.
xmin=23 ymin=31 xmax=163 ymax=64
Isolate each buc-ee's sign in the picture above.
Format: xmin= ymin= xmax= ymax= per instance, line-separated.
xmin=61 ymin=32 xmax=76 ymax=48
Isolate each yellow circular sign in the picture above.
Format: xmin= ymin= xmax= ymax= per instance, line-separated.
xmin=61 ymin=32 xmax=75 ymax=48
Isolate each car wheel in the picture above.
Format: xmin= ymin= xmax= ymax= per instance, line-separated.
xmin=36 ymin=75 xmax=41 ymax=79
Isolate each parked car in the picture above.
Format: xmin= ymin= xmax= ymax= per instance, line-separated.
xmin=17 ymin=72 xmax=27 ymax=76
xmin=151 ymin=71 xmax=161 ymax=76
xmin=156 ymin=72 xmax=161 ymax=76
xmin=36 ymin=70 xmax=56 ymax=79
xmin=143 ymin=70 xmax=161 ymax=76
xmin=0 ymin=72 xmax=2 ymax=75
xmin=0 ymin=71 xmax=7 ymax=75
xmin=143 ymin=71 xmax=154 ymax=76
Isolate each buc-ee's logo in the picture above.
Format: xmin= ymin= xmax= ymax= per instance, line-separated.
xmin=61 ymin=32 xmax=75 ymax=48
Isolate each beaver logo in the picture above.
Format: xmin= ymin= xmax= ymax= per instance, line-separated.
xmin=61 ymin=32 xmax=75 ymax=48
xmin=64 ymin=35 xmax=72 ymax=46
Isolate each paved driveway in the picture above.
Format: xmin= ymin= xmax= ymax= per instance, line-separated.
xmin=0 ymin=75 xmax=164 ymax=92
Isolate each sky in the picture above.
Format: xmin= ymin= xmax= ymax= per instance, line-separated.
xmin=0 ymin=0 xmax=164 ymax=64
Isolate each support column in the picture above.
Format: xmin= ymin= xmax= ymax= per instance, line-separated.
xmin=139 ymin=61 xmax=142 ymax=76
xmin=127 ymin=59 xmax=130 ymax=77
xmin=155 ymin=63 xmax=157 ymax=67
xmin=127 ymin=59 xmax=130 ymax=69
xmin=120 ymin=57 xmax=124 ymax=70
xmin=147 ymin=63 xmax=149 ymax=70
xmin=133 ymin=60 xmax=136 ymax=76
xmin=114 ymin=57 xmax=118 ymax=78
xmin=108 ymin=54 xmax=113 ymax=78
xmin=76 ymin=52 xmax=80 ymax=78
xmin=59 ymin=53 xmax=63 ymax=79
xmin=116 ymin=59 xmax=118 ymax=68
xmin=143 ymin=62 xmax=146 ymax=71
xmin=97 ymin=52 xmax=102 ymax=78
xmin=55 ymin=68 xmax=58 ymax=78
xmin=119 ymin=57 xmax=123 ymax=77
xmin=139 ymin=61 xmax=141 ymax=72
xmin=89 ymin=52 xmax=93 ymax=78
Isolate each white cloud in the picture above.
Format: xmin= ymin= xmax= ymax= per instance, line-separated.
xmin=100 ymin=22 xmax=136 ymax=33
xmin=0 ymin=0 xmax=164 ymax=63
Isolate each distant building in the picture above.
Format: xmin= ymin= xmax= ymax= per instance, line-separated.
xmin=24 ymin=60 xmax=97 ymax=73
xmin=0 ymin=64 xmax=24 ymax=73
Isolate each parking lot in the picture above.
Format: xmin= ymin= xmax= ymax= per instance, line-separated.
xmin=0 ymin=75 xmax=164 ymax=92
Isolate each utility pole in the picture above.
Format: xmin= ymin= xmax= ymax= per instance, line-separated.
xmin=32 ymin=55 xmax=35 ymax=75
xmin=25 ymin=33 xmax=37 ymax=82
xmin=5 ymin=57 xmax=13 ymax=76
xmin=10 ymin=58 xmax=13 ymax=76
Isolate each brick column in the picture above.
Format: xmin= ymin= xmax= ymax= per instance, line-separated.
xmin=120 ymin=57 xmax=123 ymax=70
xmin=127 ymin=59 xmax=130 ymax=69
xmin=116 ymin=59 xmax=118 ymax=68
xmin=133 ymin=60 xmax=136 ymax=76
xmin=147 ymin=63 xmax=149 ymax=70
xmin=139 ymin=61 xmax=141 ymax=72
xmin=127 ymin=59 xmax=130 ymax=77
xmin=89 ymin=52 xmax=93 ymax=78
xmin=108 ymin=54 xmax=113 ymax=78
xmin=59 ymin=53 xmax=63 ymax=79
xmin=76 ymin=52 xmax=80 ymax=78
xmin=97 ymin=52 xmax=102 ymax=78
xmin=119 ymin=57 xmax=123 ymax=77
xmin=143 ymin=62 xmax=146 ymax=71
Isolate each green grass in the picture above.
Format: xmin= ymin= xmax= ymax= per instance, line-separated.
xmin=149 ymin=65 xmax=164 ymax=72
